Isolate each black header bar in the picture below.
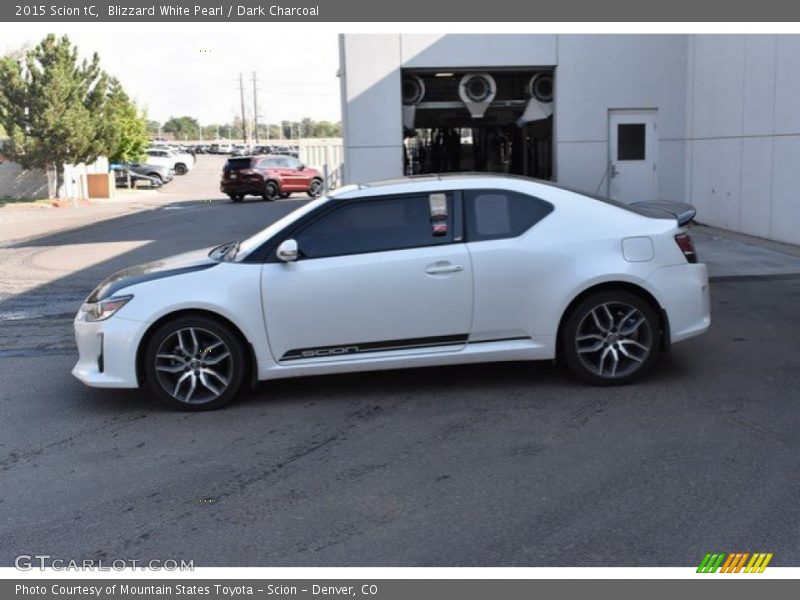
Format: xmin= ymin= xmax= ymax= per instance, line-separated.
xmin=2 ymin=0 xmax=800 ymax=22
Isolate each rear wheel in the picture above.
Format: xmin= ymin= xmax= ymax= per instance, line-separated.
xmin=174 ymin=163 xmax=188 ymax=176
xmin=560 ymin=290 xmax=661 ymax=385
xmin=143 ymin=315 xmax=246 ymax=410
xmin=263 ymin=180 xmax=279 ymax=201
xmin=307 ymin=178 xmax=323 ymax=198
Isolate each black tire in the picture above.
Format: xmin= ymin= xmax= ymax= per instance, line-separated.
xmin=229 ymin=194 xmax=244 ymax=202
xmin=143 ymin=315 xmax=247 ymax=411
xmin=307 ymin=178 xmax=323 ymax=198
xmin=174 ymin=163 xmax=188 ymax=176
xmin=560 ymin=290 xmax=661 ymax=385
xmin=263 ymin=180 xmax=279 ymax=201
xmin=147 ymin=172 xmax=163 ymax=183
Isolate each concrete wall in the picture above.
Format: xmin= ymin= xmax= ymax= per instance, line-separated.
xmin=686 ymin=35 xmax=800 ymax=245
xmin=339 ymin=34 xmax=404 ymax=185
xmin=0 ymin=160 xmax=48 ymax=199
xmin=0 ymin=156 xmax=109 ymax=200
xmin=555 ymin=35 xmax=687 ymax=200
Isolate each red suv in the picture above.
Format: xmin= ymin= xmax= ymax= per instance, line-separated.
xmin=220 ymin=155 xmax=324 ymax=202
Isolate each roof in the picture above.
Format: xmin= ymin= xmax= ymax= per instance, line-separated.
xmin=358 ymin=172 xmax=549 ymax=188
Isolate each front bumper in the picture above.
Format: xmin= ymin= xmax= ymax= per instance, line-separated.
xmin=648 ymin=263 xmax=711 ymax=344
xmin=72 ymin=312 xmax=143 ymax=388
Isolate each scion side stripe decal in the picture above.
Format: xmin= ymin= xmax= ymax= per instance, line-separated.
xmin=281 ymin=334 xmax=469 ymax=361
xmin=280 ymin=335 xmax=530 ymax=361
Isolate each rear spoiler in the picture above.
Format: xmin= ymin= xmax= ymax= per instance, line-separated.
xmin=630 ymin=200 xmax=697 ymax=227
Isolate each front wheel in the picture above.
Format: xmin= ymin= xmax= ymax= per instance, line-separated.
xmin=307 ymin=178 xmax=323 ymax=198
xmin=560 ymin=290 xmax=661 ymax=385
xmin=143 ymin=315 xmax=247 ymax=410
xmin=174 ymin=163 xmax=188 ymax=176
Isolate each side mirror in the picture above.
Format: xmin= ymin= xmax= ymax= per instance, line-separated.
xmin=298 ymin=163 xmax=306 ymax=170
xmin=276 ymin=239 xmax=299 ymax=262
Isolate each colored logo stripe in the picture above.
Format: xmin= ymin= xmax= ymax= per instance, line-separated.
xmin=697 ymin=553 xmax=725 ymax=573
xmin=697 ymin=552 xmax=773 ymax=573
xmin=745 ymin=553 xmax=773 ymax=573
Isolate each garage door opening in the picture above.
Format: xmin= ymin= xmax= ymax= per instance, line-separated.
xmin=401 ymin=69 xmax=554 ymax=180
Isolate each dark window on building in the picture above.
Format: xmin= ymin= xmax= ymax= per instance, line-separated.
xmin=464 ymin=190 xmax=553 ymax=241
xmin=617 ymin=123 xmax=646 ymax=160
xmin=294 ymin=194 xmax=454 ymax=259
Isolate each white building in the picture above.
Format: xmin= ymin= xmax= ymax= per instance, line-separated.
xmin=338 ymin=34 xmax=800 ymax=245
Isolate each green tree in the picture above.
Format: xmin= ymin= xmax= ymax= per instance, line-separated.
xmin=0 ymin=34 xmax=113 ymax=197
xmin=105 ymin=79 xmax=148 ymax=163
xmin=312 ymin=120 xmax=341 ymax=138
xmin=202 ymin=124 xmax=220 ymax=140
xmin=163 ymin=115 xmax=200 ymax=140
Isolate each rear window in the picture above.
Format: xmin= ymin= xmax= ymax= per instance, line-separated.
xmin=225 ymin=158 xmax=254 ymax=170
xmin=464 ymin=190 xmax=553 ymax=241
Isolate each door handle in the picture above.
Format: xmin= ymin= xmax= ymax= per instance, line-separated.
xmin=426 ymin=262 xmax=463 ymax=275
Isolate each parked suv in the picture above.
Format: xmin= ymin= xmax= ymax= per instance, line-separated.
xmin=145 ymin=148 xmax=194 ymax=175
xmin=220 ymin=155 xmax=324 ymax=202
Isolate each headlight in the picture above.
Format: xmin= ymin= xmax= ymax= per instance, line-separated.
xmin=81 ymin=295 xmax=133 ymax=322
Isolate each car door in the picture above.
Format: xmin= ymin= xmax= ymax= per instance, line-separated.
xmin=462 ymin=189 xmax=554 ymax=341
xmin=261 ymin=192 xmax=473 ymax=363
xmin=285 ymin=157 xmax=312 ymax=189
xmin=275 ymin=157 xmax=301 ymax=191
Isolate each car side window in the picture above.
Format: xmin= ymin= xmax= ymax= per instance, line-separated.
xmin=464 ymin=190 xmax=553 ymax=241
xmin=293 ymin=194 xmax=454 ymax=259
xmin=288 ymin=158 xmax=302 ymax=169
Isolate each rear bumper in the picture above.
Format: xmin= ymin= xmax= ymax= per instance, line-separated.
xmin=648 ymin=263 xmax=711 ymax=343
xmin=220 ymin=181 xmax=262 ymax=195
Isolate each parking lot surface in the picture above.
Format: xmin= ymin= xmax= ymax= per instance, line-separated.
xmin=1 ymin=158 xmax=799 ymax=566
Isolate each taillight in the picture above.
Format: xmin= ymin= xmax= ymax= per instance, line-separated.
xmin=674 ymin=233 xmax=697 ymax=263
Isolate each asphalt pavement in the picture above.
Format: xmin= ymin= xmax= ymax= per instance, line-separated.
xmin=1 ymin=157 xmax=799 ymax=566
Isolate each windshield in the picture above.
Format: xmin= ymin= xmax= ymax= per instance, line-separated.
xmin=235 ymin=196 xmax=331 ymax=260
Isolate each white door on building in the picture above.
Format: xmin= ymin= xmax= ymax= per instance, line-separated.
xmin=608 ymin=110 xmax=657 ymax=203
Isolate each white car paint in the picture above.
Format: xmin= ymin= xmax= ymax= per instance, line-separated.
xmin=73 ymin=175 xmax=711 ymax=405
xmin=145 ymin=148 xmax=195 ymax=173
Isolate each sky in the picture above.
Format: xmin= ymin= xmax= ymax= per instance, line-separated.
xmin=0 ymin=27 xmax=342 ymax=126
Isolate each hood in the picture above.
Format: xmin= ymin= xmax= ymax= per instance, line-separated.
xmin=630 ymin=200 xmax=697 ymax=227
xmin=86 ymin=248 xmax=218 ymax=302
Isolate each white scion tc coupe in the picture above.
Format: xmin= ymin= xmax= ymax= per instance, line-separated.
xmin=73 ymin=174 xmax=711 ymax=410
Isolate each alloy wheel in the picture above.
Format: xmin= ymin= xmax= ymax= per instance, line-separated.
xmin=574 ymin=301 xmax=653 ymax=379
xmin=154 ymin=327 xmax=233 ymax=404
